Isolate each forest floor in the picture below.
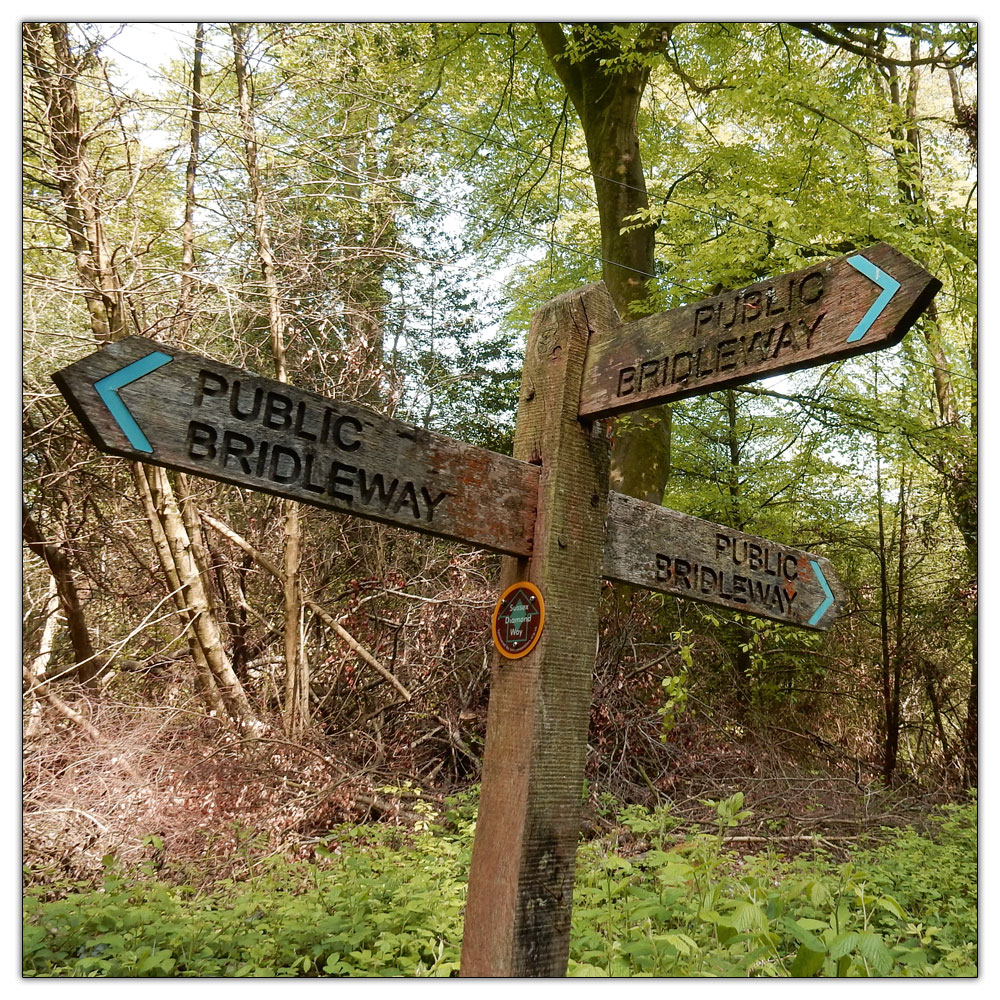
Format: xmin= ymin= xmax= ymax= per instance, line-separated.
xmin=22 ymin=695 xmax=978 ymax=977
xmin=23 ymin=691 xmax=965 ymax=886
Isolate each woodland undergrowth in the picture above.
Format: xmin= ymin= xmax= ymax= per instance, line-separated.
xmin=23 ymin=692 xmax=976 ymax=978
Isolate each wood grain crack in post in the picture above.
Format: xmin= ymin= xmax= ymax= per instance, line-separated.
xmin=199 ymin=512 xmax=412 ymax=702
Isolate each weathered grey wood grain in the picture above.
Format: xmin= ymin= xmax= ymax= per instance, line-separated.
xmin=603 ymin=493 xmax=842 ymax=630
xmin=580 ymin=243 xmax=941 ymax=419
xmin=52 ymin=336 xmax=538 ymax=557
xmin=461 ymin=284 xmax=617 ymax=977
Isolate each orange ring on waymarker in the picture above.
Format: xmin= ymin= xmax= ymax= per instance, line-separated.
xmin=491 ymin=581 xmax=545 ymax=660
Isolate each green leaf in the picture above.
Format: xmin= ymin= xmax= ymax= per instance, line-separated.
xmin=568 ymin=961 xmax=609 ymax=977
xmin=789 ymin=944 xmax=826 ymax=978
xmin=856 ymin=932 xmax=893 ymax=975
xmin=781 ymin=916 xmax=826 ymax=954
xmin=828 ymin=931 xmax=860 ymax=960
xmin=877 ymin=894 xmax=907 ymax=920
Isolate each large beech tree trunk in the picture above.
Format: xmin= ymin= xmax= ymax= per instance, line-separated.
xmin=535 ymin=22 xmax=672 ymax=503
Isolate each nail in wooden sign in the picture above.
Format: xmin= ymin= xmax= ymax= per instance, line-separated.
xmin=602 ymin=493 xmax=842 ymax=630
xmin=52 ymin=336 xmax=539 ymax=557
xmin=579 ymin=243 xmax=942 ymax=420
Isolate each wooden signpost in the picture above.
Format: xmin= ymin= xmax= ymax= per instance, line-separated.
xmin=52 ymin=243 xmax=939 ymax=978
xmin=603 ymin=494 xmax=841 ymax=630
xmin=52 ymin=336 xmax=538 ymax=558
xmin=579 ymin=243 xmax=941 ymax=419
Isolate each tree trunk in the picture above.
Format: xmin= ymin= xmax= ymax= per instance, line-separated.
xmin=131 ymin=464 xmax=227 ymax=716
xmin=24 ymin=22 xmax=251 ymax=725
xmin=232 ymin=22 xmax=308 ymax=737
xmin=22 ymin=504 xmax=102 ymax=687
xmin=176 ymin=21 xmax=204 ymax=343
xmin=23 ymin=23 xmax=127 ymax=343
xmin=25 ymin=576 xmax=61 ymax=738
xmin=535 ymin=22 xmax=671 ymax=503
xmin=886 ymin=473 xmax=908 ymax=785
xmin=883 ymin=39 xmax=977 ymax=786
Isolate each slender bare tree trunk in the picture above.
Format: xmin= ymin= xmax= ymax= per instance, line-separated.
xmin=23 ymin=23 xmax=127 ymax=343
xmin=232 ymin=22 xmax=308 ymax=737
xmin=24 ymin=22 xmax=255 ymax=726
xmin=25 ymin=576 xmax=60 ymax=737
xmin=176 ymin=22 xmax=204 ymax=343
xmin=22 ymin=504 xmax=102 ymax=687
xmin=131 ymin=465 xmax=227 ymax=717
xmin=885 ymin=41 xmax=977 ymax=786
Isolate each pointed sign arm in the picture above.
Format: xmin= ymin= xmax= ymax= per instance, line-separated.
xmin=578 ymin=243 xmax=941 ymax=420
xmin=93 ymin=350 xmax=174 ymax=453
xmin=845 ymin=254 xmax=901 ymax=343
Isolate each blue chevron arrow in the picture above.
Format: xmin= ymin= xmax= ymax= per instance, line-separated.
xmin=94 ymin=351 xmax=173 ymax=453
xmin=807 ymin=559 xmax=835 ymax=626
xmin=845 ymin=255 xmax=901 ymax=343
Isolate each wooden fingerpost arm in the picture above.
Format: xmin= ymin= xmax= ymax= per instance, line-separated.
xmin=460 ymin=283 xmax=618 ymax=977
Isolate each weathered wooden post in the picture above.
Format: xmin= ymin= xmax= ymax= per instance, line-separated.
xmin=460 ymin=284 xmax=618 ymax=977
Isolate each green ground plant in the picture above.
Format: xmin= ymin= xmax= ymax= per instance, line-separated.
xmin=23 ymin=791 xmax=975 ymax=977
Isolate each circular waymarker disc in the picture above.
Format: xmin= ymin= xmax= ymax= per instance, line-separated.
xmin=492 ymin=581 xmax=545 ymax=660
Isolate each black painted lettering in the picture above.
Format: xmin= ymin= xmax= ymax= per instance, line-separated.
xmin=186 ymin=420 xmax=217 ymax=460
xmin=230 ymin=380 xmax=262 ymax=421
xmin=748 ymin=543 xmax=763 ymax=571
xmin=255 ymin=440 xmax=269 ymax=477
xmin=618 ymin=366 xmax=636 ymax=397
xmin=301 ymin=453 xmax=325 ymax=492
xmin=195 ymin=370 xmax=227 ymax=406
xmin=263 ymin=392 xmax=293 ymax=430
xmin=763 ymin=547 xmax=779 ymax=576
xmin=393 ymin=481 xmax=421 ymax=519
xmin=328 ymin=462 xmax=357 ymax=503
xmin=655 ymin=553 xmax=671 ymax=582
xmin=221 ymin=430 xmax=255 ymax=475
xmin=732 ymin=574 xmax=749 ymax=603
xmin=293 ymin=401 xmax=317 ymax=441
xmin=784 ymin=555 xmax=799 ymax=581
xmin=269 ymin=444 xmax=301 ymax=485
xmin=333 ymin=415 xmax=362 ymax=452
xmin=421 ymin=487 xmax=448 ymax=521
xmin=357 ymin=469 xmax=396 ymax=507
